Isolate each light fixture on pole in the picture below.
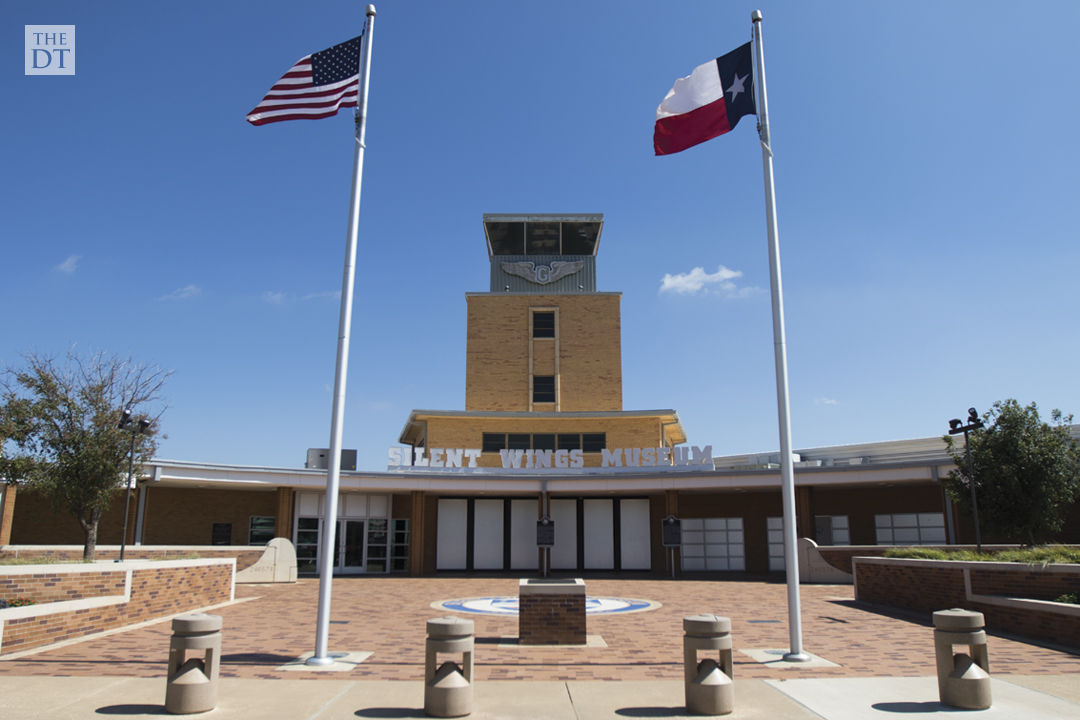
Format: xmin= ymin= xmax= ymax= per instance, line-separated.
xmin=948 ymin=408 xmax=985 ymax=553
xmin=118 ymin=409 xmax=151 ymax=561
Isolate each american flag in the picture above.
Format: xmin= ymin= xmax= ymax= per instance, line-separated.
xmin=247 ymin=34 xmax=363 ymax=126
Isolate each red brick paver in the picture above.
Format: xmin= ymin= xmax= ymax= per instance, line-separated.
xmin=1 ymin=577 xmax=1076 ymax=681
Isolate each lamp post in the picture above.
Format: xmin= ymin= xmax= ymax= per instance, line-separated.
xmin=948 ymin=408 xmax=985 ymax=553
xmin=118 ymin=409 xmax=151 ymax=561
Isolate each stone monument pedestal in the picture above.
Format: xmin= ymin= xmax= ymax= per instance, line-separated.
xmin=518 ymin=578 xmax=585 ymax=645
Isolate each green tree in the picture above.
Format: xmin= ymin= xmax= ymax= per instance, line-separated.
xmin=944 ymin=399 xmax=1080 ymax=546
xmin=0 ymin=351 xmax=169 ymax=559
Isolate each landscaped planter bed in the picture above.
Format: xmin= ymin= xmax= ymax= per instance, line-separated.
xmin=853 ymin=556 xmax=1080 ymax=648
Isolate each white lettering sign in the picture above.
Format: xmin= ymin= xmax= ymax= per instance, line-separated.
xmin=388 ymin=446 xmax=712 ymax=471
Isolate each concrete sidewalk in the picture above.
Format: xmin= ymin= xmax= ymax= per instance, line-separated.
xmin=1 ymin=674 xmax=1077 ymax=719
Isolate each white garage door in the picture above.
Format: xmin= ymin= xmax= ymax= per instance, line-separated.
xmin=473 ymin=499 xmax=504 ymax=570
xmin=619 ymin=499 xmax=651 ymax=570
xmin=437 ymin=499 xmax=467 ymax=570
xmin=583 ymin=499 xmax=614 ymax=569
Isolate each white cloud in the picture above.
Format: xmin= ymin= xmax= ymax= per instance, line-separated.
xmin=54 ymin=254 xmax=80 ymax=275
xmin=815 ymin=397 xmax=839 ymax=406
xmin=302 ymin=290 xmax=341 ymax=301
xmin=158 ymin=284 xmax=202 ymax=301
xmin=262 ymin=291 xmax=288 ymax=305
xmin=659 ymin=264 xmax=755 ymax=297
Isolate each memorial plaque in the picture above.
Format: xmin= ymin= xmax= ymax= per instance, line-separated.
xmin=536 ymin=516 xmax=555 ymax=547
xmin=662 ymin=515 xmax=682 ymax=547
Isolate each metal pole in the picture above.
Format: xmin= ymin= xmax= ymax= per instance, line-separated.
xmin=119 ymin=427 xmax=137 ymax=561
xmin=309 ymin=4 xmax=376 ymax=667
xmin=751 ymin=9 xmax=808 ymax=662
xmin=963 ymin=430 xmax=982 ymax=553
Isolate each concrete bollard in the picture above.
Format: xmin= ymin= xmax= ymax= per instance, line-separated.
xmin=933 ymin=608 xmax=991 ymax=710
xmin=683 ymin=614 xmax=734 ymax=716
xmin=165 ymin=613 xmax=222 ymax=715
xmin=424 ymin=616 xmax=474 ymax=718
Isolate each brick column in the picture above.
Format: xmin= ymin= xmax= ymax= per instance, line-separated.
xmin=0 ymin=483 xmax=17 ymax=546
xmin=275 ymin=487 xmax=294 ymax=539
xmin=796 ymin=486 xmax=813 ymax=538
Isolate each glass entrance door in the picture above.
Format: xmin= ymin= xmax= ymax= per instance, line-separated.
xmin=334 ymin=519 xmax=365 ymax=571
xmin=296 ymin=518 xmax=366 ymax=574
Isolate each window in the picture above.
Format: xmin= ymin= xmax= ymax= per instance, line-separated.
xmin=557 ymin=434 xmax=581 ymax=451
xmin=366 ymin=519 xmax=388 ymax=573
xmin=533 ymin=434 xmax=555 ymax=451
xmin=482 ymin=432 xmax=606 ymax=452
xmin=533 ymin=375 xmax=555 ymax=403
xmin=582 ymin=433 xmax=606 ymax=452
xmin=681 ymin=517 xmax=745 ymax=571
xmin=875 ymin=513 xmax=946 ymax=545
xmin=525 ymin=222 xmax=560 ymax=254
xmin=248 ymin=516 xmax=276 ymax=545
xmin=295 ymin=517 xmax=320 ymax=574
xmin=391 ymin=518 xmax=410 ymax=572
xmin=814 ymin=515 xmax=850 ymax=545
xmin=532 ymin=311 xmax=555 ymax=338
xmin=211 ymin=522 xmax=232 ymax=546
xmin=767 ymin=517 xmax=785 ymax=571
xmin=482 ymin=433 xmax=506 ymax=452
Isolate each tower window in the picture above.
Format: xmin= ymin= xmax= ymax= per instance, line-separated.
xmin=532 ymin=311 xmax=555 ymax=338
xmin=582 ymin=433 xmax=606 ymax=453
xmin=482 ymin=433 xmax=507 ymax=452
xmin=557 ymin=434 xmax=581 ymax=451
xmin=507 ymin=434 xmax=531 ymax=450
xmin=533 ymin=434 xmax=556 ymax=451
xmin=533 ymin=376 xmax=555 ymax=403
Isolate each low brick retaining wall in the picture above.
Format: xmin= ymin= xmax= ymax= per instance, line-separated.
xmin=0 ymin=545 xmax=264 ymax=571
xmin=0 ymin=558 xmax=235 ymax=656
xmin=816 ymin=544 xmax=1023 ymax=575
xmin=853 ymin=556 xmax=1080 ymax=648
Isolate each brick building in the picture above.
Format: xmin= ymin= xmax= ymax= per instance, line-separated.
xmin=3 ymin=214 xmax=1075 ymax=575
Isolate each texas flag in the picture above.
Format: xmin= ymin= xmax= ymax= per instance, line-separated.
xmin=654 ymin=43 xmax=756 ymax=156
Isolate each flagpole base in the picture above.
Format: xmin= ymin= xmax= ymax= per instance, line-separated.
xmin=305 ymin=652 xmax=347 ymax=667
xmin=783 ymin=651 xmax=811 ymax=663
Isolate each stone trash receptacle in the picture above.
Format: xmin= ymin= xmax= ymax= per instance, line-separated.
xmin=424 ymin=616 xmax=474 ymax=718
xmin=165 ymin=613 xmax=222 ymax=714
xmin=683 ymin=613 xmax=734 ymax=716
xmin=933 ymin=608 xmax=991 ymax=710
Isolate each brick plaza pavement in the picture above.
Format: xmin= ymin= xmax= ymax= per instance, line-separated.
xmin=1 ymin=577 xmax=1077 ymax=681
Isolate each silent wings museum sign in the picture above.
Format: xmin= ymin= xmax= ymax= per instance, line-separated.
xmin=388 ymin=445 xmax=713 ymax=470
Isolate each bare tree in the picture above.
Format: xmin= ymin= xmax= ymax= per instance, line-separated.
xmin=1 ymin=351 xmax=170 ymax=559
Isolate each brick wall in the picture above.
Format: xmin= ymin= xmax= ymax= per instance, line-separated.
xmin=466 ymin=294 xmax=622 ymax=412
xmin=853 ymin=557 xmax=1080 ymax=649
xmin=519 ymin=593 xmax=586 ymax=644
xmin=0 ymin=569 xmax=126 ymax=604
xmin=0 ymin=558 xmax=234 ymax=656
xmin=0 ymin=546 xmax=264 ymax=571
xmin=142 ymin=487 xmax=278 ymax=545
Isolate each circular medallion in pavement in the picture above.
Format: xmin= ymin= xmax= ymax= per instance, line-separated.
xmin=433 ymin=595 xmax=660 ymax=615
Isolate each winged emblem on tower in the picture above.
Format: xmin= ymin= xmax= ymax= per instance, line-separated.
xmin=500 ymin=260 xmax=585 ymax=285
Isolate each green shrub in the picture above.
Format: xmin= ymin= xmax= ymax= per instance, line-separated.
xmin=882 ymin=545 xmax=1080 ymax=565
xmin=1056 ymin=593 xmax=1078 ymax=604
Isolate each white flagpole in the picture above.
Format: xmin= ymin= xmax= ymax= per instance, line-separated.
xmin=751 ymin=8 xmax=808 ymax=662
xmin=308 ymin=3 xmax=377 ymax=667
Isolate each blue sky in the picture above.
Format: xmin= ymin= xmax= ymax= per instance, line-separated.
xmin=3 ymin=1 xmax=1079 ymax=470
